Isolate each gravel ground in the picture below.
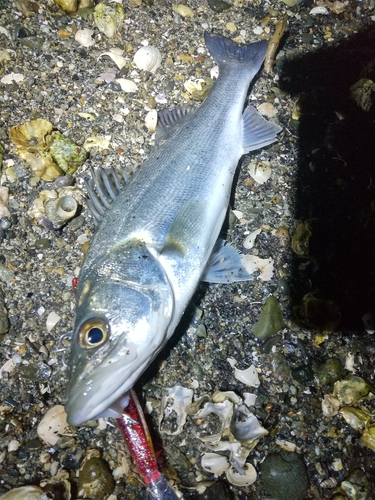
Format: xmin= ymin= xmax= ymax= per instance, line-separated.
xmin=1 ymin=0 xmax=375 ymax=499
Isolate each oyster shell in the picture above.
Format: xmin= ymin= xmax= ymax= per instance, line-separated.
xmin=94 ymin=2 xmax=125 ymax=38
xmin=133 ymin=45 xmax=162 ymax=73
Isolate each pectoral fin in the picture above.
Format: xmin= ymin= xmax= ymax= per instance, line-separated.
xmin=242 ymin=105 xmax=281 ymax=153
xmin=202 ymin=240 xmax=253 ymax=283
xmin=162 ymin=199 xmax=207 ymax=258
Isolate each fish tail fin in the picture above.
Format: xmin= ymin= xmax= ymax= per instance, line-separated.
xmin=204 ymin=31 xmax=268 ymax=71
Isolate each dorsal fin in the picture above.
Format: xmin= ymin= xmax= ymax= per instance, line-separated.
xmin=84 ymin=165 xmax=130 ymax=222
xmin=155 ymin=106 xmax=195 ymax=145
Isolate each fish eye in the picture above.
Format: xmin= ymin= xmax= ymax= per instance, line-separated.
xmin=79 ymin=318 xmax=108 ymax=348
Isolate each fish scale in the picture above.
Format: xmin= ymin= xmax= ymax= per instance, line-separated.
xmin=65 ymin=31 xmax=281 ymax=427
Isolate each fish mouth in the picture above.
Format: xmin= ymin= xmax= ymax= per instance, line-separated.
xmin=65 ymin=357 xmax=151 ymax=426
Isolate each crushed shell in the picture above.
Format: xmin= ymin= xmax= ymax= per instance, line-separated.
xmin=37 ymin=405 xmax=69 ymax=445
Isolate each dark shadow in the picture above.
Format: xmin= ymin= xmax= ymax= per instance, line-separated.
xmin=278 ymin=24 xmax=375 ymax=331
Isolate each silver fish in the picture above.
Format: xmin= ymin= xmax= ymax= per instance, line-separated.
xmin=65 ymin=32 xmax=281 ymax=426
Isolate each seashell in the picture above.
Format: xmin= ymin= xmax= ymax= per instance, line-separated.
xmin=145 ymin=109 xmax=158 ymax=133
xmin=194 ymin=400 xmax=234 ymax=444
xmin=172 ymin=3 xmax=195 ymax=17
xmin=339 ymin=406 xmax=370 ymax=432
xmin=159 ymin=386 xmax=194 ymax=436
xmin=53 ymin=0 xmax=78 ymax=13
xmin=210 ymin=65 xmax=219 ymax=80
xmin=230 ymin=404 xmax=268 ymax=442
xmin=227 ymin=358 xmax=260 ymax=387
xmin=243 ymin=227 xmax=262 ymax=249
xmin=75 ymin=28 xmax=95 ymax=48
xmin=37 ymin=405 xmax=68 ymax=445
xmin=83 ymin=136 xmax=111 ymax=152
xmin=94 ymin=2 xmax=125 ymax=38
xmin=133 ymin=45 xmax=162 ymax=73
xmin=241 ymin=254 xmax=274 ymax=281
xmin=46 ymin=311 xmax=61 ymax=332
xmin=320 ymin=477 xmax=338 ymax=488
xmin=258 ymin=102 xmax=278 ymax=119
xmin=0 ymin=186 xmax=11 ymax=219
xmin=1 ymin=72 xmax=24 ymax=84
xmin=226 ymin=463 xmax=257 ymax=486
xmin=201 ymin=453 xmax=229 ymax=476
xmin=49 ymin=132 xmax=87 ymax=175
xmin=309 ymin=6 xmax=329 ymax=14
xmin=44 ymin=195 xmax=78 ymax=229
xmin=98 ymin=50 xmax=127 ymax=70
xmin=0 ymin=486 xmax=44 ymax=500
xmin=115 ymin=78 xmax=138 ymax=93
xmin=321 ymin=394 xmax=340 ymax=417
xmin=248 ymin=160 xmax=272 ymax=184
xmin=333 ymin=375 xmax=373 ymax=405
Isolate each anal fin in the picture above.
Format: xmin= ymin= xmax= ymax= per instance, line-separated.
xmin=242 ymin=105 xmax=281 ymax=153
xmin=202 ymin=240 xmax=253 ymax=283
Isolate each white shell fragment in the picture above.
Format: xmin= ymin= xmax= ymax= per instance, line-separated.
xmin=115 ymin=78 xmax=138 ymax=93
xmin=276 ymin=439 xmax=297 ymax=452
xmin=258 ymin=102 xmax=278 ymax=119
xmin=1 ymin=72 xmax=24 ymax=84
xmin=248 ymin=160 xmax=272 ymax=184
xmin=159 ymin=386 xmax=194 ymax=435
xmin=241 ymin=254 xmax=274 ymax=281
xmin=210 ymin=65 xmax=219 ymax=80
xmin=227 ymin=358 xmax=260 ymax=387
xmin=133 ymin=45 xmax=162 ymax=73
xmin=98 ymin=50 xmax=127 ymax=70
xmin=46 ymin=311 xmax=61 ymax=332
xmin=310 ymin=6 xmax=329 ymax=14
xmin=231 ymin=404 xmax=267 ymax=441
xmin=172 ymin=3 xmax=195 ymax=17
xmin=0 ymin=186 xmax=11 ymax=218
xmin=145 ymin=109 xmax=158 ymax=133
xmin=195 ymin=400 xmax=233 ymax=444
xmin=74 ymin=28 xmax=95 ymax=47
xmin=243 ymin=228 xmax=262 ymax=250
xmin=201 ymin=453 xmax=230 ymax=476
xmin=37 ymin=405 xmax=68 ymax=445
xmin=226 ymin=463 xmax=257 ymax=486
xmin=0 ymin=486 xmax=44 ymax=500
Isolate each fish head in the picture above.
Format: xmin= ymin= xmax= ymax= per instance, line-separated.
xmin=65 ymin=242 xmax=174 ymax=426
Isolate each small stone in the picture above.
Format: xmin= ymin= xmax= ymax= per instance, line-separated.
xmin=252 ymin=296 xmax=283 ymax=339
xmin=78 ymin=457 xmax=115 ymax=500
xmin=315 ymin=358 xmax=345 ymax=386
xmin=207 ymin=0 xmax=231 ymax=13
xmin=34 ymin=238 xmax=51 ymax=249
xmin=260 ymin=452 xmax=309 ymax=500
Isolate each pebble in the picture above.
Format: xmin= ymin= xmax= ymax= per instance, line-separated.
xmin=252 ymin=296 xmax=283 ymax=339
xmin=207 ymin=0 xmax=232 ymax=13
xmin=78 ymin=457 xmax=116 ymax=500
xmin=260 ymin=452 xmax=309 ymax=500
xmin=34 ymin=238 xmax=51 ymax=249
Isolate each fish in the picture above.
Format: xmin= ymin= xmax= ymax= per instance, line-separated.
xmin=65 ymin=31 xmax=281 ymax=426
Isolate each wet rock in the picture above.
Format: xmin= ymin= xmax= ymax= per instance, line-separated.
xmin=252 ymin=296 xmax=283 ymax=340
xmin=271 ymin=352 xmax=291 ymax=382
xmin=292 ymin=364 xmax=314 ymax=385
xmin=199 ymin=480 xmax=233 ymax=499
xmin=260 ymin=452 xmax=309 ymax=500
xmin=34 ymin=238 xmax=51 ymax=249
xmin=207 ymin=0 xmax=231 ymax=13
xmin=315 ymin=357 xmax=345 ymax=385
xmin=78 ymin=457 xmax=115 ymax=500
